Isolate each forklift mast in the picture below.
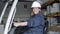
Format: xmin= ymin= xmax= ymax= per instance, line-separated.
xmin=0 ymin=0 xmax=18 ymax=34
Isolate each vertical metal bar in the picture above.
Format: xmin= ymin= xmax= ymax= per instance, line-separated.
xmin=0 ymin=2 xmax=8 ymax=24
xmin=4 ymin=0 xmax=18 ymax=34
xmin=8 ymin=7 xmax=16 ymax=32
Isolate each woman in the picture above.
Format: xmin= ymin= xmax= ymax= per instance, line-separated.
xmin=14 ymin=1 xmax=45 ymax=34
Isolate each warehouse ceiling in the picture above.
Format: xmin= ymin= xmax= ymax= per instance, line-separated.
xmin=18 ymin=0 xmax=34 ymax=2
xmin=0 ymin=0 xmax=34 ymax=2
xmin=0 ymin=0 xmax=49 ymax=2
xmin=0 ymin=0 xmax=50 ymax=5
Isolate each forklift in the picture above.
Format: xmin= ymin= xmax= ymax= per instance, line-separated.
xmin=0 ymin=0 xmax=48 ymax=34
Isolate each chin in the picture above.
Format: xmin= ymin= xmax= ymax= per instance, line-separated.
xmin=34 ymin=13 xmax=38 ymax=14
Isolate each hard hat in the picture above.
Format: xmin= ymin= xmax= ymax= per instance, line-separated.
xmin=31 ymin=1 xmax=41 ymax=8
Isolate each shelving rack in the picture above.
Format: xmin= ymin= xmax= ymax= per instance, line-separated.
xmin=41 ymin=0 xmax=60 ymax=33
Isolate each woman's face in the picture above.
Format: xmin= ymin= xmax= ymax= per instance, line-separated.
xmin=32 ymin=7 xmax=41 ymax=14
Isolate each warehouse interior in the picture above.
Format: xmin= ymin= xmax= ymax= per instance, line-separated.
xmin=0 ymin=0 xmax=60 ymax=34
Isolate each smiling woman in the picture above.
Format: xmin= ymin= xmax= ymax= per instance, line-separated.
xmin=13 ymin=1 xmax=45 ymax=34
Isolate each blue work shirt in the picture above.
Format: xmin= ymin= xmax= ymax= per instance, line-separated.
xmin=23 ymin=13 xmax=45 ymax=34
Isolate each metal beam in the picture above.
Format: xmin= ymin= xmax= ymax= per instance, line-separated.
xmin=0 ymin=2 xmax=9 ymax=24
xmin=4 ymin=0 xmax=18 ymax=34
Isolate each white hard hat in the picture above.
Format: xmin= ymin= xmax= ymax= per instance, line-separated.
xmin=31 ymin=1 xmax=41 ymax=8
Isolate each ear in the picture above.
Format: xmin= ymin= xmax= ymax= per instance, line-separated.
xmin=39 ymin=9 xmax=41 ymax=13
xmin=39 ymin=9 xmax=41 ymax=11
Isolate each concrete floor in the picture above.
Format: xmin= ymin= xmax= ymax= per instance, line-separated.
xmin=0 ymin=25 xmax=60 ymax=34
xmin=0 ymin=25 xmax=16 ymax=34
xmin=0 ymin=25 xmax=4 ymax=34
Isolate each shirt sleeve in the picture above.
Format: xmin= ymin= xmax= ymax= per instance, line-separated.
xmin=27 ymin=18 xmax=34 ymax=27
xmin=27 ymin=16 xmax=45 ymax=27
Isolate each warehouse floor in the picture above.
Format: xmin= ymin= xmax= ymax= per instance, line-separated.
xmin=0 ymin=25 xmax=4 ymax=34
xmin=0 ymin=25 xmax=60 ymax=34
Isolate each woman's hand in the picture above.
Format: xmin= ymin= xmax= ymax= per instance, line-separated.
xmin=13 ymin=22 xmax=27 ymax=27
xmin=14 ymin=23 xmax=20 ymax=27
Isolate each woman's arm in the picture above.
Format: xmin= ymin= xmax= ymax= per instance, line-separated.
xmin=13 ymin=22 xmax=28 ymax=27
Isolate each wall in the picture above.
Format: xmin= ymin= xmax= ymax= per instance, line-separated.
xmin=14 ymin=2 xmax=32 ymax=21
xmin=0 ymin=2 xmax=32 ymax=24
